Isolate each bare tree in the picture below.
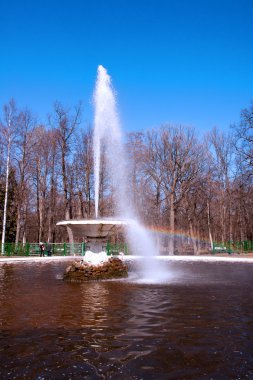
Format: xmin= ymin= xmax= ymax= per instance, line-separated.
xmin=47 ymin=129 xmax=60 ymax=243
xmin=126 ymin=132 xmax=147 ymax=216
xmin=0 ymin=99 xmax=19 ymax=253
xmin=30 ymin=126 xmax=51 ymax=242
xmin=14 ymin=109 xmax=36 ymax=245
xmin=143 ymin=129 xmax=164 ymax=227
xmin=98 ymin=147 xmax=111 ymax=217
xmin=73 ymin=127 xmax=94 ymax=218
xmin=233 ymin=101 xmax=253 ymax=176
xmin=207 ymin=127 xmax=234 ymax=243
xmin=145 ymin=125 xmax=203 ymax=254
xmin=52 ymin=102 xmax=81 ymax=243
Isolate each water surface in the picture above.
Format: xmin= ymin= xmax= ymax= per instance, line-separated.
xmin=0 ymin=260 xmax=253 ymax=379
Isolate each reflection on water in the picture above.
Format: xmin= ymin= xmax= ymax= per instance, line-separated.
xmin=0 ymin=260 xmax=253 ymax=379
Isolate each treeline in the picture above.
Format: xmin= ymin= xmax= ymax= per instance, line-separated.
xmin=0 ymin=99 xmax=253 ymax=253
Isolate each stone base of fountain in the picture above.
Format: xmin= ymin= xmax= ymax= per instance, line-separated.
xmin=63 ymin=257 xmax=128 ymax=282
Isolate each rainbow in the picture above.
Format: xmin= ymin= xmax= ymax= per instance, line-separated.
xmin=145 ymin=225 xmax=211 ymax=245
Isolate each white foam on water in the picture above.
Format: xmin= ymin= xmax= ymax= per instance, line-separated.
xmin=83 ymin=251 xmax=109 ymax=266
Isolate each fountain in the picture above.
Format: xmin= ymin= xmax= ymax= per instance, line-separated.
xmin=57 ymin=65 xmax=169 ymax=282
xmin=3 ymin=72 xmax=253 ymax=380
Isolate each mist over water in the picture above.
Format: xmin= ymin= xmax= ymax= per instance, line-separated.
xmin=93 ymin=65 xmax=169 ymax=282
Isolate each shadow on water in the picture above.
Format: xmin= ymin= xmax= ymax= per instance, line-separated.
xmin=0 ymin=260 xmax=253 ymax=379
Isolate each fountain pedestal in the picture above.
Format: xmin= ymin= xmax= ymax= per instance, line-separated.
xmin=63 ymin=257 xmax=128 ymax=281
xmin=57 ymin=219 xmax=130 ymax=281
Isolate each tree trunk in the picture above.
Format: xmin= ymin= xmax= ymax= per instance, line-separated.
xmin=36 ymin=158 xmax=44 ymax=242
xmin=189 ymin=219 xmax=198 ymax=255
xmin=85 ymin=169 xmax=91 ymax=217
xmin=207 ymin=201 xmax=213 ymax=251
xmin=22 ymin=230 xmax=26 ymax=245
xmin=15 ymin=207 xmax=21 ymax=247
xmin=169 ymin=193 xmax=175 ymax=254
xmin=47 ymin=152 xmax=56 ymax=243
xmin=1 ymin=137 xmax=11 ymax=254
xmin=22 ymin=204 xmax=28 ymax=245
xmin=47 ymin=186 xmax=55 ymax=243
xmin=76 ymin=191 xmax=84 ymax=219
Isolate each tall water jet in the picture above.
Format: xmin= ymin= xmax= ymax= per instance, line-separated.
xmin=93 ymin=65 xmax=128 ymax=218
xmin=93 ymin=65 xmax=113 ymax=218
xmin=93 ymin=65 xmax=169 ymax=282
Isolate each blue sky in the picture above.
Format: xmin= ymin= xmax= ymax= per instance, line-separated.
xmin=0 ymin=0 xmax=253 ymax=134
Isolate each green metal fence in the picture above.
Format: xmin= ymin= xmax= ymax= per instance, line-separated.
xmin=105 ymin=242 xmax=129 ymax=255
xmin=212 ymin=241 xmax=253 ymax=254
xmin=2 ymin=241 xmax=253 ymax=257
xmin=1 ymin=243 xmax=84 ymax=257
xmin=1 ymin=242 xmax=129 ymax=257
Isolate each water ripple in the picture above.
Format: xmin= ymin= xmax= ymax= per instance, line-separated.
xmin=0 ymin=260 xmax=253 ymax=379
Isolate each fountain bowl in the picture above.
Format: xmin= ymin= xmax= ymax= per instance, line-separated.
xmin=56 ymin=218 xmax=132 ymax=253
xmin=56 ymin=218 xmax=131 ymax=238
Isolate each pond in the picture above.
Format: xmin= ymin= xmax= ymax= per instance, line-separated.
xmin=0 ymin=259 xmax=253 ymax=379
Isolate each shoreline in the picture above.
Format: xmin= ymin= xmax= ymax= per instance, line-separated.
xmin=1 ymin=254 xmax=253 ymax=264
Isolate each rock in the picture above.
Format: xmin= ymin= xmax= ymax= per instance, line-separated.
xmin=65 ymin=265 xmax=72 ymax=274
xmin=63 ymin=257 xmax=128 ymax=282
